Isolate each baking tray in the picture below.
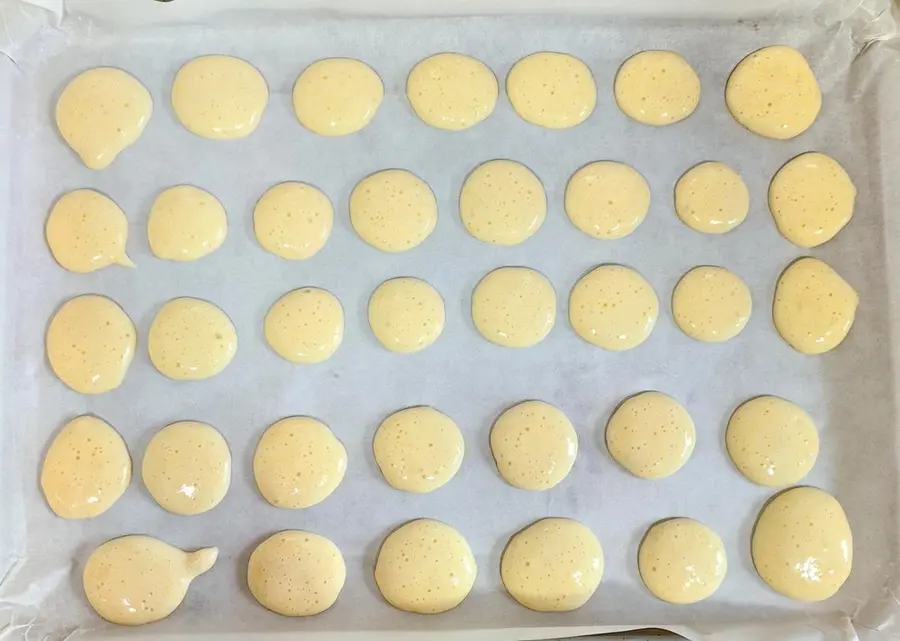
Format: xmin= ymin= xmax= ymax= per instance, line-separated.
xmin=2 ymin=0 xmax=900 ymax=639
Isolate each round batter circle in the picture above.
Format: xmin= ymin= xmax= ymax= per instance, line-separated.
xmin=565 ymin=161 xmax=650 ymax=239
xmin=459 ymin=159 xmax=546 ymax=245
xmin=638 ymin=518 xmax=727 ymax=604
xmin=374 ymin=519 xmax=477 ymax=614
xmin=253 ymin=182 xmax=333 ymax=260
xmin=501 ymin=517 xmax=604 ymax=612
xmin=373 ymin=406 xmax=464 ymax=493
xmin=349 ymin=169 xmax=437 ymax=252
xmin=147 ymin=185 xmax=227 ymax=261
xmin=672 ymin=266 xmax=752 ymax=343
xmin=471 ymin=267 xmax=556 ymax=348
xmin=407 ymin=52 xmax=498 ymax=130
xmin=46 ymin=189 xmax=134 ymax=273
xmin=606 ymin=391 xmax=695 ymax=479
xmin=768 ymin=152 xmax=856 ymax=248
xmin=264 ymin=287 xmax=344 ymax=363
xmin=725 ymin=45 xmax=821 ymax=140
xmin=368 ymin=277 xmax=445 ymax=353
xmin=614 ymin=50 xmax=700 ymax=126
xmin=506 ymin=52 xmax=596 ymax=129
xmin=247 ymin=530 xmax=346 ymax=616
xmin=253 ymin=416 xmax=347 ymax=509
xmin=292 ymin=58 xmax=383 ymax=136
xmin=674 ymin=162 xmax=749 ymax=234
xmin=726 ymin=396 xmax=819 ymax=487
xmin=490 ymin=400 xmax=578 ymax=491
xmin=148 ymin=297 xmax=237 ymax=380
xmin=569 ymin=265 xmax=659 ymax=350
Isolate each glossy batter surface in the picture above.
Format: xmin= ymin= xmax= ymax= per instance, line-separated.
xmin=55 ymin=67 xmax=152 ymax=169
xmin=674 ymin=161 xmax=749 ymax=234
xmin=248 ymin=530 xmax=346 ymax=616
xmin=373 ymin=406 xmax=464 ymax=493
xmin=569 ymin=265 xmax=658 ymax=350
xmin=752 ymin=486 xmax=853 ymax=601
xmin=47 ymin=294 xmax=136 ymax=394
xmin=501 ymin=517 xmax=603 ymax=612
xmin=407 ymin=53 xmax=498 ymax=130
xmin=253 ymin=182 xmax=333 ymax=260
xmin=614 ymin=50 xmax=700 ymax=126
xmin=639 ymin=518 xmax=727 ymax=604
xmin=171 ymin=55 xmax=268 ymax=140
xmin=565 ymin=161 xmax=650 ymax=239
xmin=41 ymin=415 xmax=131 ymax=519
xmin=773 ymin=257 xmax=858 ymax=354
xmin=672 ymin=266 xmax=752 ymax=342
xmin=769 ymin=152 xmax=856 ymax=248
xmin=253 ymin=417 xmax=347 ymax=509
xmin=46 ymin=189 xmax=134 ymax=273
xmin=727 ymin=396 xmax=819 ymax=487
xmin=368 ymin=278 xmax=445 ymax=353
xmin=490 ymin=400 xmax=578 ymax=491
xmin=148 ymin=298 xmax=237 ymax=380
xmin=142 ymin=421 xmax=231 ymax=515
xmin=472 ymin=267 xmax=556 ymax=348
xmin=506 ymin=52 xmax=596 ymax=129
xmin=83 ymin=535 xmax=217 ymax=625
xmin=264 ymin=287 xmax=344 ymax=363
xmin=293 ymin=58 xmax=383 ymax=136
xmin=606 ymin=391 xmax=695 ymax=479
xmin=459 ymin=159 xmax=546 ymax=245
xmin=349 ymin=169 xmax=437 ymax=252
xmin=375 ymin=519 xmax=476 ymax=614
xmin=147 ymin=185 xmax=227 ymax=261
xmin=725 ymin=45 xmax=821 ymax=140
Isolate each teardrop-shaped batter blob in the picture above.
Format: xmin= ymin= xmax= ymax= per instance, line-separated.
xmin=82 ymin=535 xmax=217 ymax=625
xmin=46 ymin=189 xmax=134 ymax=273
xmin=506 ymin=52 xmax=596 ymax=129
xmin=148 ymin=298 xmax=237 ymax=380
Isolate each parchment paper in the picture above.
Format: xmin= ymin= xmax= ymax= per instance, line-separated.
xmin=2 ymin=1 xmax=900 ymax=639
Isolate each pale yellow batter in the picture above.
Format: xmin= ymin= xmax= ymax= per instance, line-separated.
xmin=471 ymin=267 xmax=556 ymax=348
xmin=374 ymin=519 xmax=476 ymax=614
xmin=293 ymin=58 xmax=383 ymax=136
xmin=46 ymin=189 xmax=134 ymax=273
xmin=490 ymin=401 xmax=578 ymax=491
xmin=614 ymin=50 xmax=701 ymax=126
xmin=56 ymin=67 xmax=152 ymax=170
xmin=248 ymin=530 xmax=346 ymax=616
xmin=253 ymin=416 xmax=347 ymax=508
xmin=768 ymin=152 xmax=856 ymax=248
xmin=148 ymin=298 xmax=237 ymax=380
xmin=253 ymin=182 xmax=333 ymax=260
xmin=773 ymin=257 xmax=858 ymax=354
xmin=501 ymin=517 xmax=603 ymax=612
xmin=606 ymin=391 xmax=695 ymax=479
xmin=507 ymin=52 xmax=596 ymax=129
xmin=569 ymin=265 xmax=659 ymax=350
xmin=565 ymin=162 xmax=650 ymax=239
xmin=459 ymin=160 xmax=546 ymax=245
xmin=726 ymin=396 xmax=819 ymax=487
xmin=350 ymin=169 xmax=437 ymax=252
xmin=373 ymin=406 xmax=464 ymax=493
xmin=368 ymin=278 xmax=445 ymax=353
xmin=674 ymin=162 xmax=749 ymax=234
xmin=147 ymin=185 xmax=227 ymax=261
xmin=47 ymin=294 xmax=136 ymax=394
xmin=171 ymin=55 xmax=268 ymax=140
xmin=83 ymin=535 xmax=217 ymax=625
xmin=141 ymin=421 xmax=231 ymax=515
xmin=638 ymin=518 xmax=727 ymax=604
xmin=41 ymin=415 xmax=131 ymax=519
xmin=672 ymin=266 xmax=752 ymax=343
xmin=752 ymin=486 xmax=853 ymax=601
xmin=407 ymin=53 xmax=498 ymax=130
xmin=725 ymin=45 xmax=821 ymax=140
xmin=264 ymin=287 xmax=344 ymax=363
